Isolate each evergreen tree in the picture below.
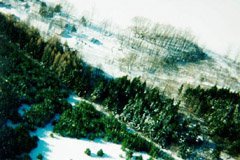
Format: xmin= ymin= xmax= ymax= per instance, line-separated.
xmin=85 ymin=148 xmax=91 ymax=156
xmin=97 ymin=149 xmax=104 ymax=157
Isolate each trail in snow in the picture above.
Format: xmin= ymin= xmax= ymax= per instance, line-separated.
xmin=67 ymin=94 xmax=183 ymax=160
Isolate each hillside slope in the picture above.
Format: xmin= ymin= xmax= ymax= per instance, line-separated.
xmin=1 ymin=0 xmax=239 ymax=99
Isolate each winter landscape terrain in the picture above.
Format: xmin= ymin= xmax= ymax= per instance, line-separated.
xmin=0 ymin=0 xmax=240 ymax=160
xmin=1 ymin=0 xmax=240 ymax=97
xmin=28 ymin=94 xmax=151 ymax=160
xmin=43 ymin=0 xmax=240 ymax=59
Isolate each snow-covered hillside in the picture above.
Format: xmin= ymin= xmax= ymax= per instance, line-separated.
xmin=1 ymin=0 xmax=240 ymax=98
xmin=41 ymin=0 xmax=240 ymax=60
xmin=1 ymin=1 xmax=239 ymax=159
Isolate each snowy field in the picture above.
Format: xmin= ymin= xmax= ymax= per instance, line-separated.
xmin=29 ymin=124 xmax=150 ymax=160
xmin=1 ymin=1 xmax=240 ymax=97
xmin=41 ymin=0 xmax=240 ymax=60
xmin=29 ymin=124 xmax=127 ymax=160
xmin=28 ymin=95 xmax=151 ymax=160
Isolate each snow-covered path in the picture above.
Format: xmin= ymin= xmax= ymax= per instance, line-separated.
xmin=67 ymin=94 xmax=183 ymax=160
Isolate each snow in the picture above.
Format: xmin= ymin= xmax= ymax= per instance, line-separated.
xmin=220 ymin=152 xmax=236 ymax=160
xmin=66 ymin=94 xmax=182 ymax=159
xmin=18 ymin=104 xmax=31 ymax=117
xmin=2 ymin=1 xmax=240 ymax=97
xmin=6 ymin=120 xmax=19 ymax=129
xmin=30 ymin=124 xmax=123 ymax=160
xmin=6 ymin=104 xmax=31 ymax=128
xmin=60 ymin=27 xmax=126 ymax=77
xmin=40 ymin=0 xmax=240 ymax=59
xmin=0 ymin=1 xmax=239 ymax=96
xmin=67 ymin=94 xmax=81 ymax=106
xmin=0 ymin=3 xmax=238 ymax=159
xmin=25 ymin=95 xmax=152 ymax=160
xmin=29 ymin=122 xmax=151 ymax=160
xmin=0 ymin=5 xmax=27 ymax=20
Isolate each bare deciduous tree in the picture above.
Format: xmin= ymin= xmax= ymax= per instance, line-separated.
xmin=119 ymin=52 xmax=138 ymax=72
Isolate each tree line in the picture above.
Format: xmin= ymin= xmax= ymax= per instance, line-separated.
xmin=0 ymin=13 xmax=71 ymax=159
xmin=54 ymin=102 xmax=174 ymax=159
